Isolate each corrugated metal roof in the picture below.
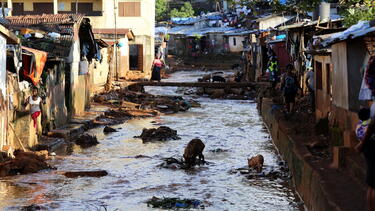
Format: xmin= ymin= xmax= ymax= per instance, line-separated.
xmin=278 ymin=17 xmax=342 ymax=31
xmin=321 ymin=20 xmax=375 ymax=46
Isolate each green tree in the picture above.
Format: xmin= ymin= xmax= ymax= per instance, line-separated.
xmin=156 ymin=0 xmax=168 ymax=21
xmin=341 ymin=0 xmax=375 ymax=26
xmin=169 ymin=2 xmax=195 ymax=18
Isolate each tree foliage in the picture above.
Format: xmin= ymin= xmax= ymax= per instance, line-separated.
xmin=170 ymin=2 xmax=195 ymax=18
xmin=341 ymin=0 xmax=375 ymax=26
xmin=156 ymin=0 xmax=168 ymax=21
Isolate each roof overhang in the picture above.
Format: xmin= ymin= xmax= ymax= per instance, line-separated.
xmin=0 ymin=24 xmax=19 ymax=44
xmin=92 ymin=28 xmax=135 ymax=40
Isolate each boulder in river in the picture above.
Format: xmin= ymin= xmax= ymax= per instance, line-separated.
xmin=75 ymin=134 xmax=99 ymax=148
xmin=103 ymin=126 xmax=117 ymax=133
xmin=135 ymin=126 xmax=180 ymax=142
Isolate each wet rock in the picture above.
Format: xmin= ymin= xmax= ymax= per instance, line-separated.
xmin=103 ymin=126 xmax=117 ymax=133
xmin=63 ymin=170 xmax=108 ymax=178
xmin=210 ymin=89 xmax=226 ymax=99
xmin=135 ymin=126 xmax=180 ymax=142
xmin=0 ymin=151 xmax=52 ymax=177
xmin=146 ymin=196 xmax=204 ymax=209
xmin=75 ymin=134 xmax=99 ymax=148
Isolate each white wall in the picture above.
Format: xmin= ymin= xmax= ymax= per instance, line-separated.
xmin=228 ymin=36 xmax=244 ymax=52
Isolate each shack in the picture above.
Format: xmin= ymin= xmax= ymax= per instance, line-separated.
xmin=320 ymin=20 xmax=375 ymax=152
xmin=0 ymin=24 xmax=19 ymax=152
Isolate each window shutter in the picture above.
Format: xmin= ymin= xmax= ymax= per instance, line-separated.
xmin=118 ymin=2 xmax=140 ymax=17
xmin=118 ymin=2 xmax=124 ymax=17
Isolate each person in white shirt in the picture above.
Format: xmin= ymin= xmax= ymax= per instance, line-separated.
xmin=24 ymin=87 xmax=43 ymax=135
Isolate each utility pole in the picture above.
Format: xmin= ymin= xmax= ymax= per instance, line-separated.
xmin=114 ymin=0 xmax=118 ymax=81
xmin=75 ymin=0 xmax=78 ymax=14
xmin=1 ymin=1 xmax=6 ymax=18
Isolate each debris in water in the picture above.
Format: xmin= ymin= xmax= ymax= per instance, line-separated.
xmin=103 ymin=126 xmax=117 ymax=133
xmin=135 ymin=126 xmax=180 ymax=142
xmin=209 ymin=148 xmax=229 ymax=153
xmin=146 ymin=196 xmax=204 ymax=209
xmin=63 ymin=170 xmax=108 ymax=178
xmin=75 ymin=134 xmax=99 ymax=148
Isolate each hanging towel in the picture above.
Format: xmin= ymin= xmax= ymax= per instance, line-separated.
xmin=21 ymin=46 xmax=47 ymax=86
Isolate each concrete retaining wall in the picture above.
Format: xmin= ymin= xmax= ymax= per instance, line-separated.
xmin=260 ymin=99 xmax=338 ymax=211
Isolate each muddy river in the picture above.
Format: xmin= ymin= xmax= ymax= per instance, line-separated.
xmin=0 ymin=71 xmax=303 ymax=210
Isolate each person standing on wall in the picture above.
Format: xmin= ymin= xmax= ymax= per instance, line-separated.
xmin=281 ymin=64 xmax=299 ymax=114
xmin=305 ymin=66 xmax=315 ymax=110
xmin=24 ymin=87 xmax=43 ymax=136
xmin=151 ymin=54 xmax=165 ymax=82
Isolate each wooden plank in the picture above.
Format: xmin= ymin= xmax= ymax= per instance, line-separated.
xmin=128 ymin=81 xmax=267 ymax=89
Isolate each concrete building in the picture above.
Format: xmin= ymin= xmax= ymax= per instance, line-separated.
xmin=6 ymin=0 xmax=155 ymax=81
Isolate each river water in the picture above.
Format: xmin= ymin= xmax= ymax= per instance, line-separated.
xmin=0 ymin=71 xmax=303 ymax=211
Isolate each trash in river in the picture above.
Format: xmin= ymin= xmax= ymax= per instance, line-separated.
xmin=146 ymin=196 xmax=204 ymax=209
xmin=209 ymin=148 xmax=229 ymax=153
xmin=135 ymin=126 xmax=181 ymax=142
xmin=103 ymin=126 xmax=117 ymax=133
xmin=62 ymin=170 xmax=108 ymax=178
xmin=157 ymin=157 xmax=186 ymax=169
xmin=184 ymin=139 xmax=205 ymax=167
xmin=229 ymin=164 xmax=291 ymax=181
xmin=75 ymin=134 xmax=99 ymax=148
xmin=0 ymin=150 xmax=52 ymax=177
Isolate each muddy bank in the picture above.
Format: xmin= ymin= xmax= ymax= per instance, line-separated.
xmin=0 ymin=151 xmax=52 ymax=177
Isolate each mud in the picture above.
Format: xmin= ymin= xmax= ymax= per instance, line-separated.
xmin=135 ymin=126 xmax=180 ymax=142
xmin=0 ymin=151 xmax=52 ymax=177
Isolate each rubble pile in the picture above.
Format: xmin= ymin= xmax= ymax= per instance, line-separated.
xmin=0 ymin=150 xmax=52 ymax=177
xmin=94 ymin=90 xmax=197 ymax=114
xmin=135 ymin=126 xmax=181 ymax=142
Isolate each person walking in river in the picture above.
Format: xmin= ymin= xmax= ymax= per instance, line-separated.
xmin=151 ymin=54 xmax=164 ymax=82
xmin=356 ymin=111 xmax=375 ymax=211
xmin=281 ymin=64 xmax=299 ymax=114
xmin=24 ymin=87 xmax=43 ymax=135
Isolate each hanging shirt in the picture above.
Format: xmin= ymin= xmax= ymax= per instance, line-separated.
xmin=29 ymin=96 xmax=41 ymax=114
